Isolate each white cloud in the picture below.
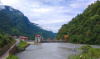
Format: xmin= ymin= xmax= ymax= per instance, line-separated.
xmin=1 ymin=0 xmax=18 ymax=5
xmin=32 ymin=8 xmax=53 ymax=13
xmin=1 ymin=0 xmax=96 ymax=33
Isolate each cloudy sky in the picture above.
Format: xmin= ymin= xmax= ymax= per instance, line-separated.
xmin=1 ymin=0 xmax=96 ymax=33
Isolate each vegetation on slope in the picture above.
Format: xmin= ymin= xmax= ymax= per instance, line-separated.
xmin=68 ymin=45 xmax=100 ymax=59
xmin=0 ymin=11 xmax=20 ymax=35
xmin=0 ymin=33 xmax=16 ymax=48
xmin=0 ymin=5 xmax=56 ymax=40
xmin=56 ymin=1 xmax=100 ymax=45
xmin=6 ymin=54 xmax=19 ymax=59
xmin=16 ymin=40 xmax=29 ymax=51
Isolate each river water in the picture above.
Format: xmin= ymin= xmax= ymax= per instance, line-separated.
xmin=16 ymin=43 xmax=100 ymax=59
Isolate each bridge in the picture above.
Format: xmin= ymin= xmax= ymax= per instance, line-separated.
xmin=41 ymin=40 xmax=67 ymax=43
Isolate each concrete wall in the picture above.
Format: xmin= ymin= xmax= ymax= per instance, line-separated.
xmin=9 ymin=45 xmax=16 ymax=55
xmin=35 ymin=37 xmax=41 ymax=42
xmin=0 ymin=45 xmax=10 ymax=56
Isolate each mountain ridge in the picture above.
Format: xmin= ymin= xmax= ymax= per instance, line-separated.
xmin=0 ymin=5 xmax=56 ymax=40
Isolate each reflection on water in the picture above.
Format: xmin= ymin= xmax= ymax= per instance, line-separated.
xmin=16 ymin=43 xmax=100 ymax=59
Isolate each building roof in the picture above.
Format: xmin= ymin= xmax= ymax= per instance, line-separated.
xmin=21 ymin=37 xmax=28 ymax=39
xmin=13 ymin=36 xmax=17 ymax=37
xmin=47 ymin=38 xmax=50 ymax=39
xmin=36 ymin=35 xmax=41 ymax=37
xmin=54 ymin=38 xmax=56 ymax=39
xmin=19 ymin=36 xmax=23 ymax=37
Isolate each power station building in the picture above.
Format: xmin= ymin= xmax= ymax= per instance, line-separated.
xmin=35 ymin=35 xmax=43 ymax=42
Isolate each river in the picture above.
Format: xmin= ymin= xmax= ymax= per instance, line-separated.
xmin=16 ymin=43 xmax=100 ymax=59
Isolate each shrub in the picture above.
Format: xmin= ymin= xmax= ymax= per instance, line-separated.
xmin=68 ymin=45 xmax=100 ymax=59
xmin=6 ymin=54 xmax=19 ymax=59
xmin=80 ymin=45 xmax=92 ymax=53
xmin=16 ymin=40 xmax=29 ymax=51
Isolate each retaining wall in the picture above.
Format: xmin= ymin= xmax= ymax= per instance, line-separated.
xmin=0 ymin=45 xmax=10 ymax=56
xmin=9 ymin=45 xmax=16 ymax=55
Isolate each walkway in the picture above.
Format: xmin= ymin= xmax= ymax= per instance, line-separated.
xmin=0 ymin=39 xmax=20 ymax=59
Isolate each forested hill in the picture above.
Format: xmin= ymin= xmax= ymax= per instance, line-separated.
xmin=0 ymin=5 xmax=56 ymax=40
xmin=56 ymin=1 xmax=100 ymax=45
xmin=0 ymin=11 xmax=20 ymax=35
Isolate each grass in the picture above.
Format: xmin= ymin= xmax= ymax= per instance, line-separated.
xmin=68 ymin=45 xmax=100 ymax=59
xmin=6 ymin=54 xmax=19 ymax=59
xmin=18 ymin=40 xmax=29 ymax=48
xmin=17 ymin=40 xmax=29 ymax=51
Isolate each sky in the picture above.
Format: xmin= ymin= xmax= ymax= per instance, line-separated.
xmin=1 ymin=0 xmax=96 ymax=33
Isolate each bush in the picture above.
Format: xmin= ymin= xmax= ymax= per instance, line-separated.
xmin=80 ymin=45 xmax=92 ymax=53
xmin=0 ymin=33 xmax=16 ymax=48
xmin=6 ymin=54 xmax=19 ymax=59
xmin=87 ymin=48 xmax=100 ymax=58
xmin=18 ymin=40 xmax=29 ymax=48
xmin=68 ymin=45 xmax=100 ymax=59
xmin=16 ymin=40 xmax=29 ymax=51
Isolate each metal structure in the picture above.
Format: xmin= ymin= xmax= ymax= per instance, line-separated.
xmin=41 ymin=40 xmax=67 ymax=43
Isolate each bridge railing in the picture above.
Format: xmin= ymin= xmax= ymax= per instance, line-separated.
xmin=41 ymin=40 xmax=65 ymax=41
xmin=41 ymin=40 xmax=67 ymax=43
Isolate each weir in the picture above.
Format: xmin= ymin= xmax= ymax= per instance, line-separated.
xmin=41 ymin=40 xmax=67 ymax=43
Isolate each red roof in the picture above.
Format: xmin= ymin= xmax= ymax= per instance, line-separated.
xmin=48 ymin=38 xmax=50 ymax=39
xmin=36 ymin=35 xmax=41 ymax=37
xmin=21 ymin=37 xmax=28 ymax=39
xmin=19 ymin=36 xmax=23 ymax=37
xmin=54 ymin=38 xmax=56 ymax=39
xmin=13 ymin=36 xmax=17 ymax=37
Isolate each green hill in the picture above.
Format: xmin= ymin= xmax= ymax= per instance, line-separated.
xmin=0 ymin=5 xmax=56 ymax=40
xmin=56 ymin=1 xmax=100 ymax=45
xmin=0 ymin=11 xmax=20 ymax=35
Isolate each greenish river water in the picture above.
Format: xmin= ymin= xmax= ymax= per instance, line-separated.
xmin=16 ymin=43 xmax=100 ymax=59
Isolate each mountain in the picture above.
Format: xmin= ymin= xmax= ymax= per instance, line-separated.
xmin=0 ymin=11 xmax=20 ymax=35
xmin=56 ymin=1 xmax=100 ymax=45
xmin=0 ymin=5 xmax=56 ymax=40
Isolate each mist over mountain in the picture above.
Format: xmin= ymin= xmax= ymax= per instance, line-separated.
xmin=0 ymin=5 xmax=56 ymax=40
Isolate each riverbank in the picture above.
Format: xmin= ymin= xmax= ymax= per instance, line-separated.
xmin=27 ymin=41 xmax=35 ymax=45
xmin=16 ymin=40 xmax=30 ymax=52
xmin=0 ymin=34 xmax=16 ymax=57
xmin=16 ymin=43 xmax=100 ymax=59
xmin=6 ymin=54 xmax=19 ymax=59
xmin=68 ymin=45 xmax=100 ymax=59
xmin=5 ymin=40 xmax=30 ymax=59
xmin=0 ymin=39 xmax=19 ymax=59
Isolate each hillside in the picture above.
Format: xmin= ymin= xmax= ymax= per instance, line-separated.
xmin=0 ymin=11 xmax=20 ymax=35
xmin=56 ymin=1 xmax=100 ymax=45
xmin=0 ymin=33 xmax=16 ymax=48
xmin=0 ymin=5 xmax=56 ymax=40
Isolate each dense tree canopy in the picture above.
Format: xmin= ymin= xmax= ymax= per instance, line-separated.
xmin=56 ymin=1 xmax=100 ymax=45
xmin=0 ymin=6 xmax=56 ymax=40
xmin=0 ymin=11 xmax=20 ymax=35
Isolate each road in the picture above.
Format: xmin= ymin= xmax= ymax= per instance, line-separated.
xmin=0 ymin=39 xmax=20 ymax=59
